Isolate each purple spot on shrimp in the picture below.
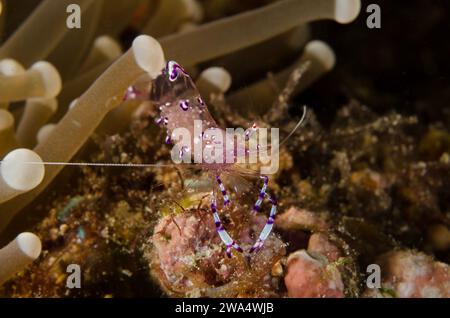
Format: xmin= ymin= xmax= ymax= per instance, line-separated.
xmin=197 ymin=96 xmax=205 ymax=106
xmin=215 ymin=221 xmax=221 ymax=228
xmin=165 ymin=135 xmax=171 ymax=144
xmin=179 ymin=100 xmax=189 ymax=111
xmin=270 ymin=196 xmax=278 ymax=205
xmin=268 ymin=218 xmax=275 ymax=225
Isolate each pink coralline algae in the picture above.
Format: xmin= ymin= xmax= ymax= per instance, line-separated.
xmin=276 ymin=206 xmax=330 ymax=232
xmin=364 ymin=250 xmax=450 ymax=298
xmin=148 ymin=209 xmax=286 ymax=297
xmin=150 ymin=212 xmax=227 ymax=295
xmin=308 ymin=233 xmax=342 ymax=263
xmin=275 ymin=205 xmax=349 ymax=298
xmin=284 ymin=229 xmax=346 ymax=298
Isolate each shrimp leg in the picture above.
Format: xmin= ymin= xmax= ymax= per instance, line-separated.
xmin=216 ymin=175 xmax=230 ymax=206
xmin=252 ymin=176 xmax=269 ymax=213
xmin=211 ymin=199 xmax=243 ymax=257
xmin=250 ymin=194 xmax=277 ymax=253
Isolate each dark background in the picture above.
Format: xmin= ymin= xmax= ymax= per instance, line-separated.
xmin=307 ymin=0 xmax=450 ymax=128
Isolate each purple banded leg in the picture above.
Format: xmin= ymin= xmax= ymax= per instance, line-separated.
xmin=250 ymin=195 xmax=277 ymax=253
xmin=216 ymin=175 xmax=230 ymax=206
xmin=211 ymin=200 xmax=243 ymax=257
xmin=155 ymin=116 xmax=168 ymax=126
xmin=252 ymin=176 xmax=269 ymax=213
xmin=179 ymin=145 xmax=190 ymax=160
xmin=197 ymin=97 xmax=205 ymax=107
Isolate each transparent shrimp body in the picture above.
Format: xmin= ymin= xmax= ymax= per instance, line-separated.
xmin=147 ymin=61 xmax=278 ymax=257
xmin=150 ymin=61 xmax=246 ymax=170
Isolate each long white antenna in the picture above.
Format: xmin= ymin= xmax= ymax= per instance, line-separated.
xmin=0 ymin=108 xmax=308 ymax=169
xmin=0 ymin=161 xmax=177 ymax=168
xmin=279 ymin=105 xmax=308 ymax=147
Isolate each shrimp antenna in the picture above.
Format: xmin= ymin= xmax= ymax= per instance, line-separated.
xmin=279 ymin=105 xmax=308 ymax=147
xmin=237 ymin=105 xmax=308 ymax=162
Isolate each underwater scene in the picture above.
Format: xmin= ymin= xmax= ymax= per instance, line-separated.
xmin=0 ymin=0 xmax=449 ymax=300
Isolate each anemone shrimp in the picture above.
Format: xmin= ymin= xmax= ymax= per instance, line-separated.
xmin=125 ymin=60 xmax=308 ymax=258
